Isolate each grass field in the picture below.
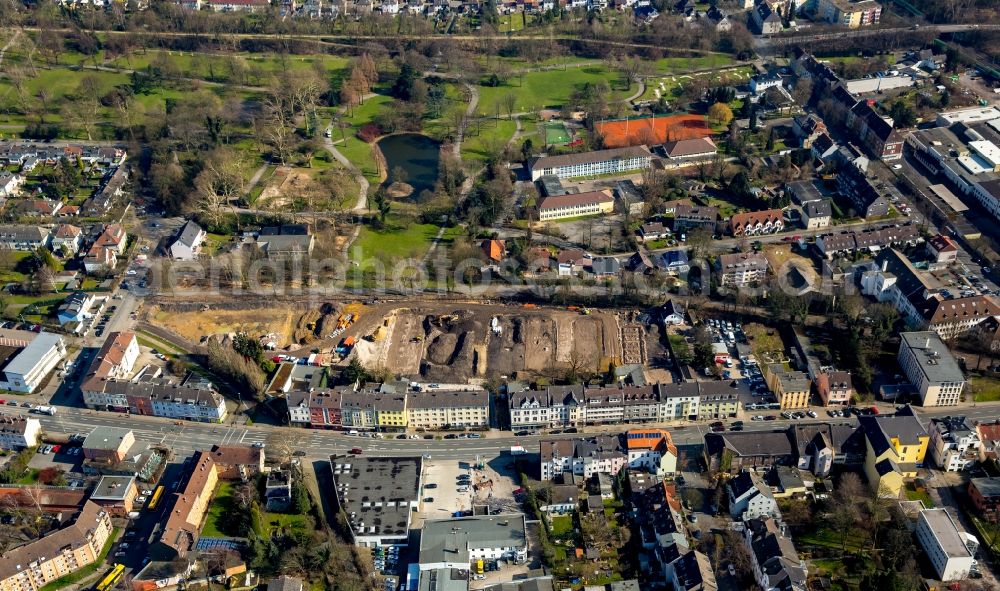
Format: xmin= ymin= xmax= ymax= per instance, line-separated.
xmin=461 ymin=118 xmax=518 ymax=163
xmin=202 ymin=481 xmax=238 ymax=538
xmin=970 ymin=376 xmax=1000 ymax=402
xmin=653 ymin=55 xmax=738 ymax=73
xmin=349 ymin=213 xmax=444 ymax=272
xmin=549 ymin=514 xmax=574 ymax=538
xmin=334 ymin=93 xmax=395 ymax=182
xmin=478 ymin=66 xmax=631 ymax=113
xmin=640 ymin=66 xmax=755 ymax=103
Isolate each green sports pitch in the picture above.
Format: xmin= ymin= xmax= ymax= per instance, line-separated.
xmin=540 ymin=121 xmax=571 ymax=145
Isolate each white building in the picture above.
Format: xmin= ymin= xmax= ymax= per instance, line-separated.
xmin=539 ymin=436 xmax=627 ymax=481
xmin=0 ymin=416 xmax=41 ymax=449
xmin=418 ymin=515 xmax=528 ymax=571
xmin=169 ymin=221 xmax=207 ymax=261
xmin=528 ymin=146 xmax=653 ymax=181
xmin=0 ymin=331 xmax=67 ymax=393
xmin=728 ymin=471 xmax=780 ymax=521
xmin=898 ymin=332 xmax=966 ymax=407
xmin=916 ymin=508 xmax=976 ymax=582
xmin=928 ymin=416 xmax=980 ymax=472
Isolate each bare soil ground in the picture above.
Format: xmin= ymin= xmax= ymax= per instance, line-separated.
xmin=373 ymin=306 xmax=622 ymax=380
xmin=150 ymin=305 xmax=302 ymax=348
xmin=257 ymin=167 xmax=313 ymax=208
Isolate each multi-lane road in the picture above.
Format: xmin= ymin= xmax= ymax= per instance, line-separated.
xmin=7 ymin=400 xmax=1000 ymax=461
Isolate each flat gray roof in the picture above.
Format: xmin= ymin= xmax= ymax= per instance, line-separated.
xmin=420 ymin=515 xmax=527 ymax=565
xmin=330 ymin=455 xmax=422 ymax=540
xmin=89 ymin=475 xmax=136 ymax=501
xmin=418 ymin=568 xmax=469 ymax=591
xmin=920 ymin=508 xmax=972 ymax=558
xmin=3 ymin=332 xmax=62 ymax=377
xmin=82 ymin=426 xmax=133 ymax=451
xmin=900 ymin=332 xmax=965 ymax=384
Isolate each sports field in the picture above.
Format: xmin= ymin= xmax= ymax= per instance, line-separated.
xmin=596 ymin=114 xmax=712 ymax=148
xmin=541 ymin=121 xmax=571 ymax=145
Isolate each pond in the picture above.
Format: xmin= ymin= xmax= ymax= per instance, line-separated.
xmin=377 ymin=133 xmax=441 ymax=199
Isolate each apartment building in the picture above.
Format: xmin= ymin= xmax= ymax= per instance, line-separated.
xmin=0 ymin=416 xmax=41 ymax=450
xmin=816 ymin=0 xmax=880 ymax=27
xmin=801 ymin=199 xmax=832 ymax=230
xmin=915 ymin=509 xmax=976 ymax=582
xmin=862 ymin=250 xmax=999 ymax=339
xmin=150 ymin=452 xmax=219 ymax=560
xmin=509 ymin=382 xmax=745 ymax=429
xmin=765 ymin=366 xmax=812 ymax=410
xmin=837 ymin=163 xmax=890 ymax=218
xmin=968 ymin=477 xmax=1000 ymax=521
xmin=286 ymin=389 xmax=343 ymax=428
xmin=528 ymin=146 xmax=653 ymax=181
xmin=817 ymin=224 xmax=919 ymax=259
xmin=815 ymin=371 xmax=852 ymax=406
xmin=537 ymin=190 xmax=615 ymax=221
xmin=82 ymin=427 xmax=135 ymax=463
xmin=928 ymin=416 xmax=980 ymax=471
xmin=716 ymin=253 xmax=769 ymax=287
xmin=625 ymin=428 xmax=679 ymax=476
xmin=673 ymin=204 xmax=718 ymax=232
xmin=728 ymin=471 xmax=780 ymax=521
xmin=407 ymin=390 xmax=489 ymax=430
xmin=898 ymin=332 xmax=967 ymax=407
xmin=0 ymin=225 xmax=51 ymax=251
xmin=0 ymin=502 xmax=113 ymax=591
xmin=743 ymin=518 xmax=807 ymax=591
xmin=539 ymin=435 xmax=627 ymax=481
xmin=860 ymin=409 xmax=928 ymax=498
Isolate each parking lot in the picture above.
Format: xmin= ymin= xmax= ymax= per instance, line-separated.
xmin=413 ymin=458 xmax=478 ymax=528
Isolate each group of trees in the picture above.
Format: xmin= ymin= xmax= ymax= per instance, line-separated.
xmin=205 ymin=338 xmax=266 ymax=401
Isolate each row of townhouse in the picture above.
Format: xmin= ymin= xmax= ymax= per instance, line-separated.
xmin=815 ymin=222 xmax=920 ymax=259
xmin=80 ymin=332 xmax=227 ymax=423
xmin=287 ymin=388 xmax=490 ymax=431
xmin=509 ymin=381 xmax=745 ymax=429
xmin=728 ymin=208 xmax=785 ymax=237
xmin=0 ymin=143 xmax=126 ymax=169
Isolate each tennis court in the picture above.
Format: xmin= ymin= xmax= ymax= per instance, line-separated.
xmin=596 ymin=114 xmax=712 ymax=148
xmin=541 ymin=121 xmax=571 ymax=145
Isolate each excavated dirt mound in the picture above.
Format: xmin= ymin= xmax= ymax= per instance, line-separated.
xmin=427 ymin=333 xmax=459 ymax=365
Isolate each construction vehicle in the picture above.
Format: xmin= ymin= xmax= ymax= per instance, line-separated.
xmin=580 ymin=307 xmax=591 ymax=315
xmin=566 ymin=306 xmax=580 ymax=312
xmin=522 ymin=303 xmax=537 ymax=309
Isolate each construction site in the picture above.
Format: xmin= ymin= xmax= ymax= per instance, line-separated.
xmin=145 ymin=298 xmax=649 ymax=381
xmin=345 ymin=303 xmax=636 ymax=382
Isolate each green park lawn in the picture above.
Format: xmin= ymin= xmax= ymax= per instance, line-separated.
xmin=461 ymin=118 xmax=518 ymax=164
xmin=653 ymin=55 xmax=738 ymax=73
xmin=349 ymin=214 xmax=444 ymax=272
xmin=477 ymin=66 xmax=632 ymax=112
